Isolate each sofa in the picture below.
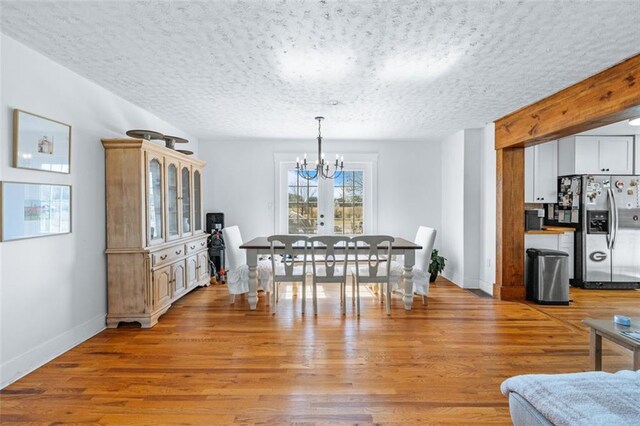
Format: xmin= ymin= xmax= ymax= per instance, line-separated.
xmin=501 ymin=369 xmax=640 ymax=425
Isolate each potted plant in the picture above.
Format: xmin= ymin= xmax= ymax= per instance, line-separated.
xmin=428 ymin=249 xmax=446 ymax=282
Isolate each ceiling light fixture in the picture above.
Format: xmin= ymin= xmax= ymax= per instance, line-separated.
xmin=629 ymin=117 xmax=640 ymax=126
xmin=296 ymin=116 xmax=343 ymax=180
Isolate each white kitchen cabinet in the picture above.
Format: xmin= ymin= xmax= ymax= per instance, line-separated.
xmin=633 ymin=133 xmax=640 ymax=175
xmin=525 ymin=140 xmax=557 ymax=203
xmin=525 ymin=231 xmax=574 ymax=279
xmin=558 ymin=135 xmax=634 ymax=176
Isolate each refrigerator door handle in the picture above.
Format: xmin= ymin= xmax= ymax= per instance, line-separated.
xmin=606 ymin=188 xmax=614 ymax=250
xmin=609 ymin=187 xmax=618 ymax=250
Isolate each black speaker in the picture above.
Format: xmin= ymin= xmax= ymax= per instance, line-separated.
xmin=206 ymin=212 xmax=224 ymax=234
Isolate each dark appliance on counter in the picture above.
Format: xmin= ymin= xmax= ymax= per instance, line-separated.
xmin=525 ymin=209 xmax=544 ymax=231
xmin=557 ymin=175 xmax=640 ymax=289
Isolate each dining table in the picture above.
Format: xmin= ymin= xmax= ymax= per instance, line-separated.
xmin=240 ymin=236 xmax=422 ymax=311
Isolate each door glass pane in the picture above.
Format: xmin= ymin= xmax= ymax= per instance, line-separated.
xmin=288 ymin=170 xmax=318 ymax=234
xmin=168 ymin=164 xmax=178 ymax=237
xmin=334 ymin=170 xmax=364 ymax=235
xmin=148 ymin=159 xmax=163 ymax=240
xmin=182 ymin=167 xmax=191 ymax=233
xmin=194 ymin=170 xmax=202 ymax=231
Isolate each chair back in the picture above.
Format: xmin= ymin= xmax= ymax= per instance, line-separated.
xmin=308 ymin=235 xmax=350 ymax=283
xmin=351 ymin=235 xmax=394 ymax=283
xmin=414 ymin=226 xmax=437 ymax=272
xmin=268 ymin=235 xmax=308 ymax=282
xmin=222 ymin=225 xmax=246 ymax=270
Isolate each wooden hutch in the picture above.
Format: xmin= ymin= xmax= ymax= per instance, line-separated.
xmin=102 ymin=138 xmax=209 ymax=328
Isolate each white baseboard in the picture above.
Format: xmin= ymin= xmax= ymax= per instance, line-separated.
xmin=1 ymin=314 xmax=105 ymax=388
xmin=479 ymin=279 xmax=494 ymax=296
xmin=443 ymin=271 xmax=464 ymax=288
xmin=465 ymin=280 xmax=480 ymax=289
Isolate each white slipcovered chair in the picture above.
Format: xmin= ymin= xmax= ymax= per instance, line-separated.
xmin=389 ymin=226 xmax=437 ymax=304
xmin=222 ymin=226 xmax=273 ymax=305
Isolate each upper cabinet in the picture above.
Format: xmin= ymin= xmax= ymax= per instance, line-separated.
xmin=525 ymin=140 xmax=557 ymax=203
xmin=103 ymin=139 xmax=206 ymax=249
xmin=558 ymin=136 xmax=634 ymax=176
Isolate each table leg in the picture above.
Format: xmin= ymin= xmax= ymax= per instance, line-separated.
xmin=247 ymin=248 xmax=258 ymax=310
xmin=402 ymin=250 xmax=415 ymax=311
xmin=633 ymin=348 xmax=640 ymax=371
xmin=589 ymin=329 xmax=602 ymax=371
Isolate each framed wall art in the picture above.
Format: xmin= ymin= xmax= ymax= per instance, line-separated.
xmin=13 ymin=109 xmax=71 ymax=173
xmin=0 ymin=181 xmax=72 ymax=241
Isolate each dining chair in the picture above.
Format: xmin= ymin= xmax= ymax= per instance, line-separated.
xmin=222 ymin=226 xmax=273 ymax=305
xmin=268 ymin=235 xmax=309 ymax=313
xmin=307 ymin=235 xmax=350 ymax=316
xmin=350 ymin=235 xmax=394 ymax=316
xmin=389 ymin=226 xmax=437 ymax=305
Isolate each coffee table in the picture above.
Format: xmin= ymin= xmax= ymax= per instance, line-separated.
xmin=583 ymin=318 xmax=640 ymax=371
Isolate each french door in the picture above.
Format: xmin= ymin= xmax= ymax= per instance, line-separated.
xmin=276 ymin=155 xmax=376 ymax=235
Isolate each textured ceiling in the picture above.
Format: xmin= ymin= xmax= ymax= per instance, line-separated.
xmin=1 ymin=1 xmax=640 ymax=142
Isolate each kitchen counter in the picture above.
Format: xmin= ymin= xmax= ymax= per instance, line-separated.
xmin=526 ymin=226 xmax=576 ymax=235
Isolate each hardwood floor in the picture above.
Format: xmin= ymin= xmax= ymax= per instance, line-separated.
xmin=1 ymin=280 xmax=639 ymax=424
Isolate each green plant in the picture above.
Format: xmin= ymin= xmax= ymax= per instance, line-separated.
xmin=428 ymin=249 xmax=447 ymax=278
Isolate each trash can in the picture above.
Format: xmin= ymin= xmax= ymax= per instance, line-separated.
xmin=526 ymin=248 xmax=570 ymax=305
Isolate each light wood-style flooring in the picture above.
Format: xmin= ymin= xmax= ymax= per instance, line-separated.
xmin=1 ymin=280 xmax=639 ymax=424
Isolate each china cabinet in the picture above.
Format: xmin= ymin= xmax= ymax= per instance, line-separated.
xmin=102 ymin=138 xmax=208 ymax=328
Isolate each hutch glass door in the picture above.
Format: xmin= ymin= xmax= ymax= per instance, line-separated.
xmin=147 ymin=158 xmax=164 ymax=244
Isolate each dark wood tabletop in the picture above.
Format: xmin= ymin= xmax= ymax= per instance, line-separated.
xmin=240 ymin=236 xmax=421 ymax=250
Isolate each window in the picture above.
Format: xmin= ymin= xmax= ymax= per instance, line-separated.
xmin=276 ymin=153 xmax=377 ymax=235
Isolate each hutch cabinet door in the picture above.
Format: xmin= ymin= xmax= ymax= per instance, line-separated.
xmin=153 ymin=265 xmax=172 ymax=310
xmin=146 ymin=153 xmax=165 ymax=246
xmin=186 ymin=254 xmax=198 ymax=288
xmin=180 ymin=165 xmax=193 ymax=237
xmin=165 ymin=159 xmax=180 ymax=241
xmin=197 ymin=250 xmax=209 ymax=283
xmin=172 ymin=260 xmax=187 ymax=298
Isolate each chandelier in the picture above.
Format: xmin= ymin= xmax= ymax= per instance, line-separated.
xmin=296 ymin=116 xmax=344 ymax=180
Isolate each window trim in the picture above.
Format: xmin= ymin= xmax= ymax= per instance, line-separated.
xmin=274 ymin=153 xmax=378 ymax=235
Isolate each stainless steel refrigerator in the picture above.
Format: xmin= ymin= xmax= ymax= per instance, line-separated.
xmin=573 ymin=175 xmax=640 ymax=289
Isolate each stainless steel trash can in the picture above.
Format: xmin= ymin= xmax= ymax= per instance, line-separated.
xmin=526 ymin=248 xmax=570 ymax=305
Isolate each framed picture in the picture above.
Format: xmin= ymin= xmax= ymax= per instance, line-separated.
xmin=13 ymin=109 xmax=71 ymax=173
xmin=0 ymin=181 xmax=72 ymax=241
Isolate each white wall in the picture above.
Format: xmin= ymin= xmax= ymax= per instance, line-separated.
xmin=479 ymin=123 xmax=496 ymax=295
xmin=200 ymin=138 xmax=442 ymax=243
xmin=0 ymin=34 xmax=197 ymax=388
xmin=440 ymin=131 xmax=465 ymax=285
xmin=440 ymin=129 xmax=483 ymax=289
xmin=463 ymin=129 xmax=482 ymax=288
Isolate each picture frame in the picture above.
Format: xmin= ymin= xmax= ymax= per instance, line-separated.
xmin=13 ymin=109 xmax=71 ymax=174
xmin=0 ymin=181 xmax=72 ymax=242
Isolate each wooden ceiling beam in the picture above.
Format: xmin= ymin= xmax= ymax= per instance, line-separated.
xmin=495 ymin=53 xmax=640 ymax=150
xmin=494 ymin=51 xmax=640 ymax=301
